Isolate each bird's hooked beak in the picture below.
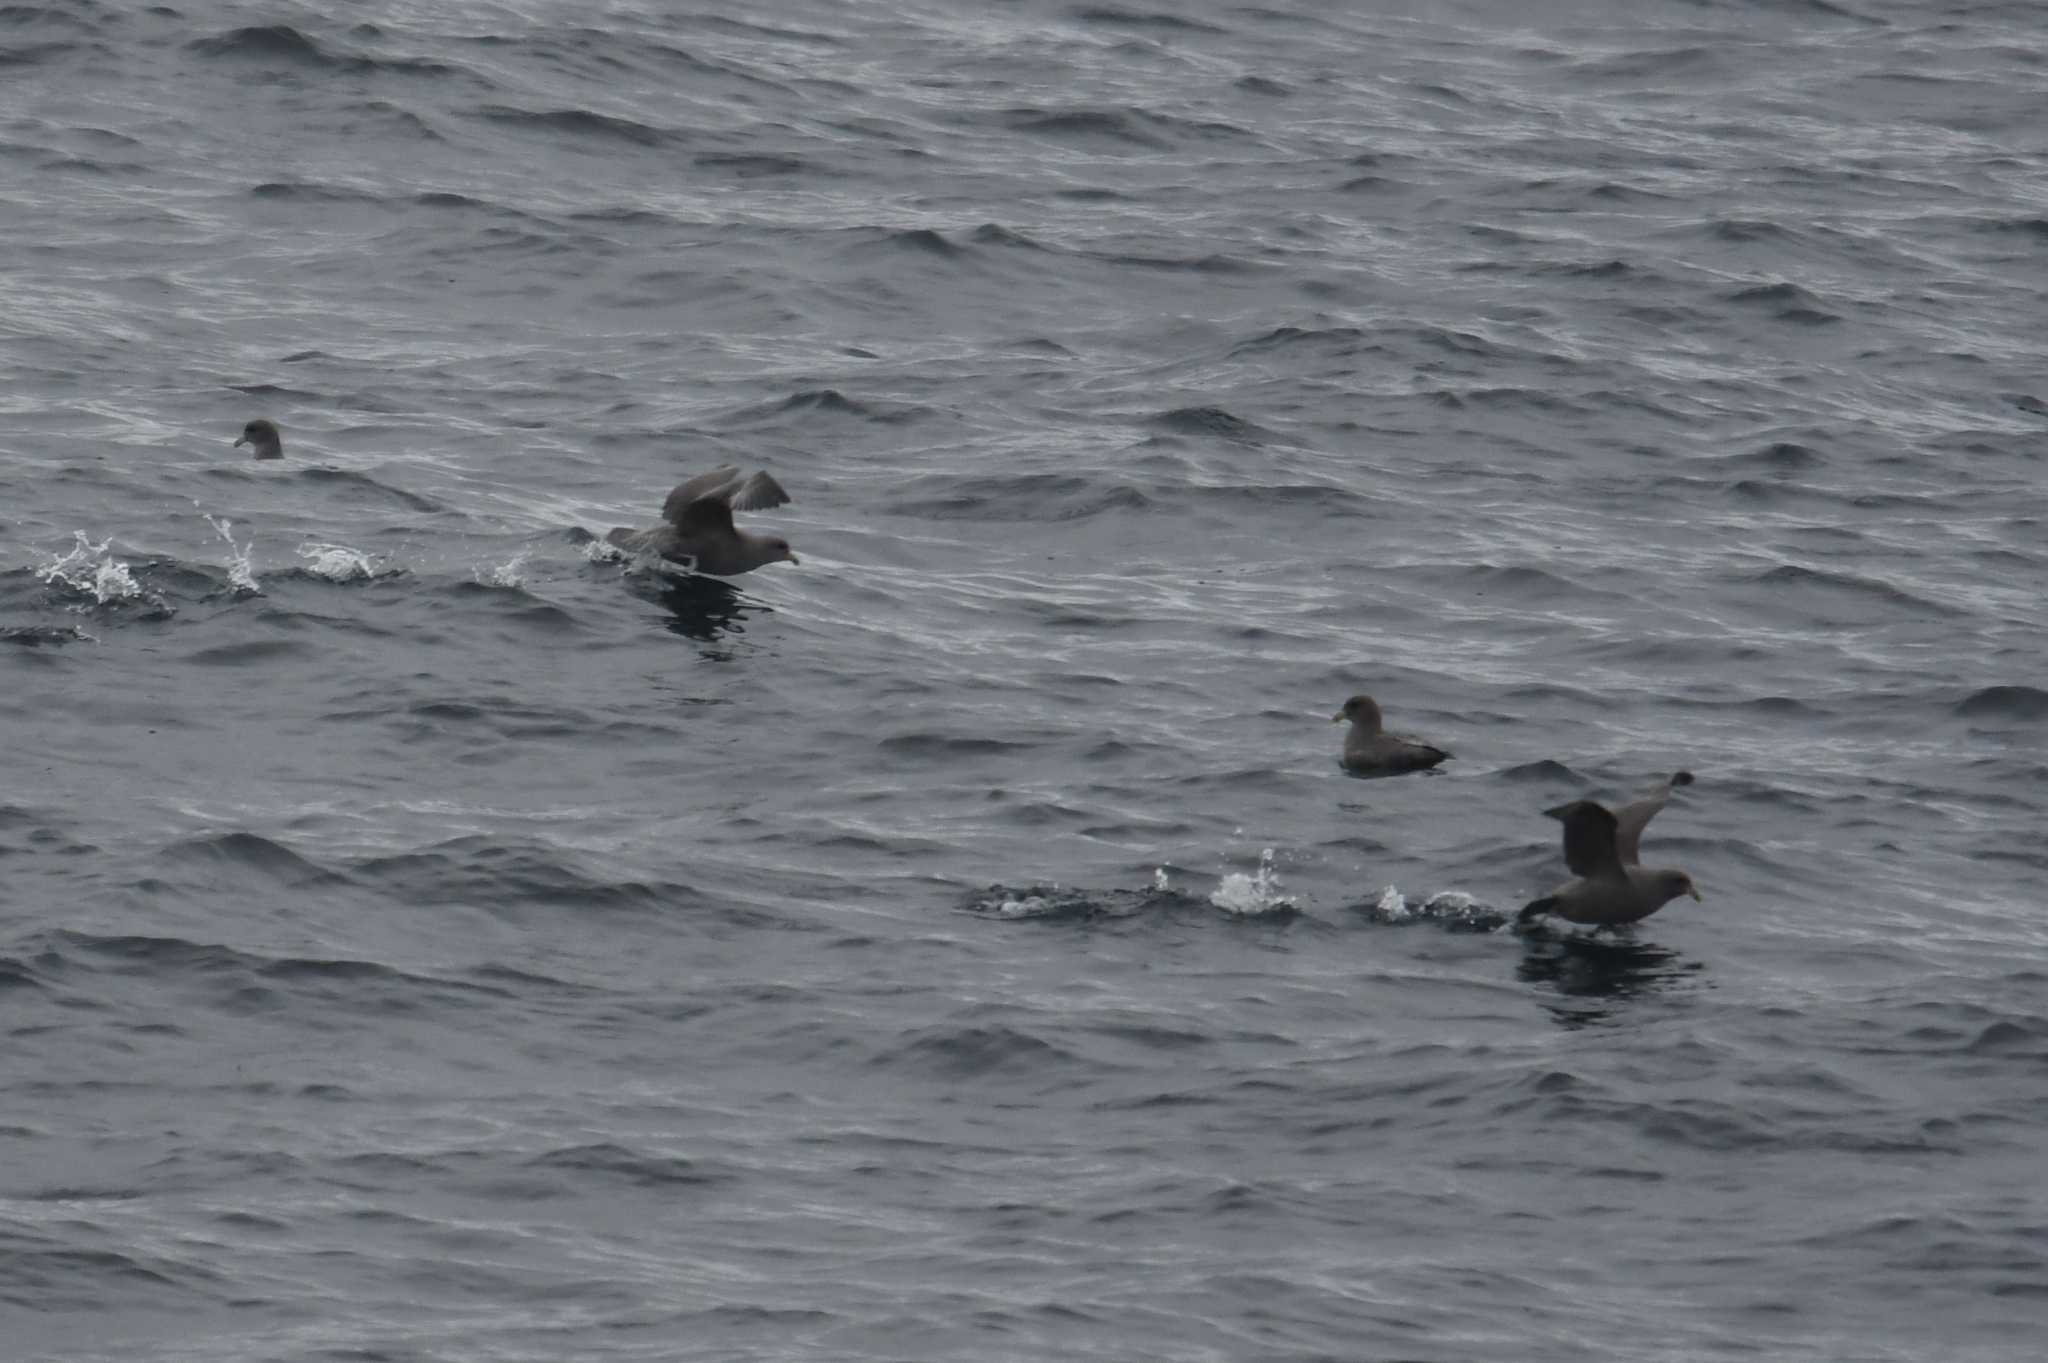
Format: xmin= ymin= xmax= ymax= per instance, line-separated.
xmin=1688 ymin=885 xmax=1704 ymax=901
xmin=784 ymin=551 xmax=800 ymax=565
xmin=232 ymin=434 xmax=248 ymax=448
xmin=1330 ymin=711 xmax=1345 ymax=723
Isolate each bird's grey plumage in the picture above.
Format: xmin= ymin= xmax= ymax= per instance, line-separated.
xmin=661 ymin=468 xmax=790 ymax=523
xmin=234 ymin=418 xmax=283 ymax=460
xmin=1554 ymin=799 xmax=1624 ymax=878
xmin=1519 ymin=792 xmax=1701 ymax=930
xmin=1332 ymin=693 xmax=1450 ymax=778
xmin=609 ymin=466 xmax=799 ymax=577
xmin=1612 ymin=770 xmax=1693 ymax=866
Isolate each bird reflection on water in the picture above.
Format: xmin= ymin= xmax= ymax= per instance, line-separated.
xmin=652 ymin=574 xmax=771 ymax=653
xmin=1516 ymin=929 xmax=1706 ymax=1028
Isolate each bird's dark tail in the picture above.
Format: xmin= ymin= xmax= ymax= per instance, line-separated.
xmin=1517 ymin=897 xmax=1557 ymax=927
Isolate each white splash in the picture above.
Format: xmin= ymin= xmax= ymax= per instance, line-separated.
xmin=1210 ymin=847 xmax=1296 ymax=917
xmin=475 ymin=550 xmax=531 ymax=588
xmin=1419 ymin=890 xmax=1503 ymax=931
xmin=297 ymin=542 xmax=381 ymax=581
xmin=1373 ymin=884 xmax=1414 ymax=921
xmin=992 ymin=892 xmax=1055 ymax=919
xmin=36 ymin=531 xmax=145 ymax=604
xmin=1152 ymin=866 xmax=1171 ymax=893
xmin=205 ymin=515 xmax=260 ymax=593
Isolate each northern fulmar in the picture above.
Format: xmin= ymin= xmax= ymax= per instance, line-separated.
xmin=1332 ymin=694 xmax=1450 ymax=778
xmin=607 ymin=467 xmax=799 ymax=577
xmin=235 ymin=418 xmax=283 ymax=460
xmin=1518 ymin=776 xmax=1701 ymax=930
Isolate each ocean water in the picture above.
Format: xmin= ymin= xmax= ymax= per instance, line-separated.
xmin=4 ymin=1 xmax=2047 ymax=1358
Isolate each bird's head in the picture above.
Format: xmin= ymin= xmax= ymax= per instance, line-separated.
xmin=234 ymin=418 xmax=283 ymax=459
xmin=1332 ymin=694 xmax=1382 ymax=730
xmin=1655 ymin=869 xmax=1703 ymax=905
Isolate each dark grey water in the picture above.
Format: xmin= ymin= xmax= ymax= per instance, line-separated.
xmin=5 ymin=1 xmax=2047 ymax=1358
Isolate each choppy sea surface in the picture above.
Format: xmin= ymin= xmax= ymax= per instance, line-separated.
xmin=5 ymin=1 xmax=2048 ymax=1358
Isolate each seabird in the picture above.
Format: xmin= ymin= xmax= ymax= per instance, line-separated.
xmin=607 ymin=466 xmax=798 ymax=577
xmin=1332 ymin=694 xmax=1450 ymax=777
xmin=1518 ymin=780 xmax=1701 ymax=930
xmin=235 ymin=418 xmax=283 ymax=460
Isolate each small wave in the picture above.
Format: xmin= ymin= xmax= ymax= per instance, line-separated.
xmin=857 ymin=226 xmax=964 ymax=258
xmin=183 ymin=640 xmax=312 ymax=667
xmin=296 ymin=467 xmax=444 ymax=513
xmin=479 ymin=105 xmax=670 ymax=147
xmin=1210 ymin=848 xmax=1296 ymax=918
xmin=158 ymin=831 xmax=337 ymax=876
xmin=693 ymin=151 xmax=812 ymax=178
xmin=893 ymin=472 xmax=1150 ymax=522
xmin=1723 ymin=280 xmax=1839 ymax=325
xmin=717 ymin=387 xmax=924 ymax=427
xmin=525 ymin=1142 xmax=727 ymax=1187
xmin=1462 ymin=564 xmax=1613 ymax=600
xmin=1751 ymin=564 xmax=1953 ymax=615
xmin=226 ymin=381 xmax=320 ymax=400
xmin=1228 ymin=324 xmax=1372 ymax=358
xmin=970 ymin=223 xmax=1046 ymax=250
xmin=686 ymin=15 xmax=841 ymax=45
xmin=1966 ymin=1018 xmax=2048 ymax=1058
xmin=248 ymin=180 xmax=381 ymax=204
xmin=1717 ymin=218 xmax=1809 ymax=245
xmin=1499 ymin=759 xmax=1580 ymax=783
xmin=188 ymin=24 xmax=458 ymax=78
xmin=877 ymin=1024 xmax=1089 ymax=1079
xmin=412 ymin=190 xmax=499 ymax=212
xmin=1095 ymin=250 xmax=1254 ymax=274
xmin=1071 ymin=7 xmax=1229 ymax=33
xmin=0 ymin=955 xmax=45 ymax=993
xmin=1340 ymin=175 xmax=1401 ymax=198
xmin=960 ymin=870 xmax=1196 ymax=921
xmin=1729 ymin=441 xmax=1824 ymax=471
xmin=879 ymin=732 xmax=1037 ymax=759
xmin=1144 ymin=406 xmax=1281 ymax=444
xmin=996 ymin=106 xmax=1172 ymax=150
xmin=1969 ymin=216 xmax=2048 ymax=240
xmin=2 ymin=624 xmax=92 ymax=646
xmin=187 ymin=24 xmax=331 ymax=63
xmin=1954 ymin=685 xmax=2048 ymax=721
xmin=351 ymin=836 xmax=690 ymax=913
xmin=0 ymin=6 xmax=101 ymax=36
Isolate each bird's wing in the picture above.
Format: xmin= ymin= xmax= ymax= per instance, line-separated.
xmin=662 ymin=467 xmax=744 ymax=527
xmin=1544 ymin=799 xmax=1623 ymax=878
xmin=1612 ymin=770 xmax=1692 ymax=865
xmin=661 ymin=468 xmax=789 ymax=530
xmin=726 ymin=470 xmax=790 ymax=513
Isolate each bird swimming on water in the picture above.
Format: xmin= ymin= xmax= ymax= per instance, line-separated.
xmin=1332 ymin=693 xmax=1450 ymax=777
xmin=235 ymin=418 xmax=283 ymax=460
xmin=607 ymin=466 xmax=799 ymax=577
xmin=1519 ymin=771 xmax=1701 ymax=930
